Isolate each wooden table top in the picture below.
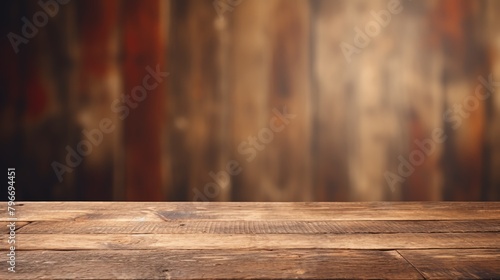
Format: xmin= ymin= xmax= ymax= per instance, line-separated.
xmin=2 ymin=202 xmax=500 ymax=279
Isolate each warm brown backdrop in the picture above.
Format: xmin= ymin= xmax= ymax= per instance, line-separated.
xmin=1 ymin=0 xmax=499 ymax=201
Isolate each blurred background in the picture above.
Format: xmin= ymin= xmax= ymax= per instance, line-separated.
xmin=1 ymin=0 xmax=499 ymax=201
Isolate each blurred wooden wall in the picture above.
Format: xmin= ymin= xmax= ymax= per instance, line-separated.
xmin=1 ymin=0 xmax=499 ymax=201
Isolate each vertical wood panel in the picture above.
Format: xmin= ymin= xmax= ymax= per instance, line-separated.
xmin=312 ymin=0 xmax=354 ymax=201
xmin=229 ymin=0 xmax=271 ymax=201
xmin=314 ymin=0 xmax=412 ymax=201
xmin=230 ymin=0 xmax=312 ymax=201
xmin=16 ymin=1 xmax=54 ymax=199
xmin=44 ymin=1 xmax=80 ymax=200
xmin=400 ymin=1 xmax=445 ymax=200
xmin=76 ymin=0 xmax=121 ymax=200
xmin=122 ymin=0 xmax=167 ymax=200
xmin=484 ymin=0 xmax=500 ymax=201
xmin=265 ymin=0 xmax=313 ymax=201
xmin=0 ymin=0 xmax=23 ymax=200
xmin=346 ymin=0 xmax=395 ymax=201
xmin=432 ymin=0 xmax=488 ymax=200
xmin=169 ymin=0 xmax=228 ymax=201
xmin=1 ymin=0 xmax=80 ymax=200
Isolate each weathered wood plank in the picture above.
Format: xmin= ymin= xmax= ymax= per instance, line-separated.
xmin=7 ymin=233 xmax=500 ymax=250
xmin=399 ymin=249 xmax=500 ymax=279
xmin=0 ymin=249 xmax=422 ymax=279
xmin=6 ymin=201 xmax=500 ymax=211
xmin=2 ymin=203 xmax=499 ymax=278
xmin=17 ymin=219 xmax=500 ymax=234
xmin=2 ymin=202 xmax=500 ymax=221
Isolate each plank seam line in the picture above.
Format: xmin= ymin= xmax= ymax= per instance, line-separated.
xmin=13 ymin=247 xmax=499 ymax=252
xmin=152 ymin=210 xmax=170 ymax=222
xmin=396 ymin=250 xmax=426 ymax=280
xmin=15 ymin=221 xmax=33 ymax=232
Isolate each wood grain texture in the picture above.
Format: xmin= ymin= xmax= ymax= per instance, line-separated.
xmin=2 ymin=201 xmax=500 ymax=221
xmin=17 ymin=220 xmax=500 ymax=234
xmin=0 ymin=249 xmax=422 ymax=279
xmin=7 ymin=232 xmax=500 ymax=250
xmin=399 ymin=249 xmax=500 ymax=279
xmin=1 ymin=221 xmax=28 ymax=234
xmin=1 ymin=202 xmax=499 ymax=279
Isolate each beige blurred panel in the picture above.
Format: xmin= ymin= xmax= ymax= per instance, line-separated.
xmin=313 ymin=0 xmax=411 ymax=200
xmin=400 ymin=0 xmax=444 ymax=200
xmin=313 ymin=0 xmax=353 ymax=201
xmin=346 ymin=0 xmax=404 ymax=201
xmin=229 ymin=0 xmax=313 ymax=201
xmin=264 ymin=0 xmax=313 ymax=201
xmin=229 ymin=0 xmax=272 ymax=200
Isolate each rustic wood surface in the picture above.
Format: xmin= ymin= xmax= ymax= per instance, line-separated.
xmin=1 ymin=202 xmax=499 ymax=279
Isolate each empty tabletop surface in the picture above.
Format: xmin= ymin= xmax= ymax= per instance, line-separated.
xmin=1 ymin=202 xmax=500 ymax=279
